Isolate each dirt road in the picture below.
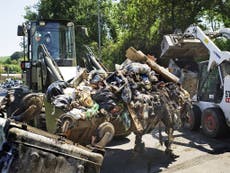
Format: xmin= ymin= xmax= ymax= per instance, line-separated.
xmin=101 ymin=129 xmax=230 ymax=173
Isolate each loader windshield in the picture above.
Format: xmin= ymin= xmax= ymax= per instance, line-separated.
xmin=30 ymin=21 xmax=76 ymax=66
xmin=220 ymin=61 xmax=230 ymax=78
xmin=198 ymin=62 xmax=223 ymax=102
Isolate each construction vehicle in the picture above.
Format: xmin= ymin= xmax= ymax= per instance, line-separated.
xmin=16 ymin=18 xmax=113 ymax=139
xmin=0 ymin=19 xmax=110 ymax=173
xmin=17 ymin=19 xmax=105 ymax=92
xmin=0 ymin=117 xmax=103 ymax=173
xmin=161 ymin=25 xmax=230 ymax=137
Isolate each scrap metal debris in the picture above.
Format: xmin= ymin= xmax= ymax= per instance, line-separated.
xmin=46 ymin=47 xmax=191 ymax=157
xmin=0 ymin=46 xmax=191 ymax=161
xmin=0 ymin=118 xmax=103 ymax=173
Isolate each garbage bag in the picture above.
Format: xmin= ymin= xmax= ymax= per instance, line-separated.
xmin=92 ymin=89 xmax=118 ymax=112
xmin=46 ymin=81 xmax=69 ymax=102
xmin=124 ymin=62 xmax=151 ymax=74
xmin=52 ymin=94 xmax=73 ymax=110
xmin=121 ymin=85 xmax=132 ymax=103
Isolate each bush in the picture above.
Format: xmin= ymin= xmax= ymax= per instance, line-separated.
xmin=4 ymin=65 xmax=21 ymax=74
xmin=0 ymin=57 xmax=22 ymax=74
xmin=10 ymin=51 xmax=24 ymax=60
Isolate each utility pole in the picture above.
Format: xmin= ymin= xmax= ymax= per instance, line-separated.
xmin=97 ymin=0 xmax=101 ymax=60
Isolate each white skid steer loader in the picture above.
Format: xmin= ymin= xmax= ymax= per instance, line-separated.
xmin=161 ymin=25 xmax=230 ymax=137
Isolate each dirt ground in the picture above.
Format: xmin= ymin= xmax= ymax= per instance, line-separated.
xmin=101 ymin=129 xmax=230 ymax=173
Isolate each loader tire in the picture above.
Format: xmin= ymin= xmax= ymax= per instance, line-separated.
xmin=11 ymin=93 xmax=43 ymax=123
xmin=201 ymin=108 xmax=227 ymax=138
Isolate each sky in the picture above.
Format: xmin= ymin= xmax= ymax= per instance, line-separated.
xmin=0 ymin=0 xmax=39 ymax=56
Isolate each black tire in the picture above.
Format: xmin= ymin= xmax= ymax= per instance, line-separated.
xmin=185 ymin=105 xmax=201 ymax=130
xmin=6 ymin=86 xmax=30 ymax=117
xmin=201 ymin=108 xmax=227 ymax=138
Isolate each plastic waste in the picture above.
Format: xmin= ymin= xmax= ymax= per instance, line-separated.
xmin=140 ymin=74 xmax=151 ymax=90
xmin=148 ymin=71 xmax=158 ymax=82
xmin=85 ymin=103 xmax=99 ymax=118
xmin=92 ymin=89 xmax=118 ymax=111
xmin=63 ymin=87 xmax=76 ymax=100
xmin=52 ymin=94 xmax=72 ymax=110
xmin=125 ymin=62 xmax=151 ymax=74
xmin=142 ymin=104 xmax=149 ymax=119
xmin=121 ymin=85 xmax=132 ymax=103
xmin=121 ymin=111 xmax=131 ymax=130
xmin=46 ymin=81 xmax=69 ymax=102
xmin=66 ymin=108 xmax=85 ymax=120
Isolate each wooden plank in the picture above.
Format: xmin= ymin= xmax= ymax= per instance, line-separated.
xmin=125 ymin=47 xmax=179 ymax=83
xmin=127 ymin=104 xmax=143 ymax=132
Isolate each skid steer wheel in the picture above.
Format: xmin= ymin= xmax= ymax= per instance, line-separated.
xmin=94 ymin=122 xmax=115 ymax=148
xmin=185 ymin=105 xmax=201 ymax=130
xmin=201 ymin=108 xmax=227 ymax=138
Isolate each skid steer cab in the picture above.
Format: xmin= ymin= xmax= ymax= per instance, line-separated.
xmin=161 ymin=25 xmax=230 ymax=137
xmin=193 ymin=60 xmax=230 ymax=137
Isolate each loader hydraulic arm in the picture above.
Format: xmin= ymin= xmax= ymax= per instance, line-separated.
xmin=219 ymin=28 xmax=230 ymax=39
xmin=183 ymin=25 xmax=230 ymax=72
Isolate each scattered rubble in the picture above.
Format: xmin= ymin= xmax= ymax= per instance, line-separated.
xmin=45 ymin=47 xmax=191 ymax=157
xmin=0 ymin=47 xmax=192 ymax=173
xmin=0 ymin=118 xmax=103 ymax=173
xmin=0 ymin=78 xmax=22 ymax=89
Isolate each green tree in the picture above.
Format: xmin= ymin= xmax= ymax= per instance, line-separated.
xmin=10 ymin=51 xmax=24 ymax=61
xmin=24 ymin=0 xmax=230 ymax=69
xmin=25 ymin=0 xmax=116 ymax=68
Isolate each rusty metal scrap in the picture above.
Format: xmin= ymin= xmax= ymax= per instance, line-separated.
xmin=0 ymin=117 xmax=103 ymax=173
xmin=0 ymin=46 xmax=192 ymax=172
xmin=45 ymin=47 xmax=191 ymax=151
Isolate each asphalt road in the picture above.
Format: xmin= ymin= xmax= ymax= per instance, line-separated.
xmin=101 ymin=129 xmax=230 ymax=173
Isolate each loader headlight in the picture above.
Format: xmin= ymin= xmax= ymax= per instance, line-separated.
xmin=39 ymin=21 xmax=46 ymax=26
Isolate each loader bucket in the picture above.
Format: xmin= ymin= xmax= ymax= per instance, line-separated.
xmin=0 ymin=117 xmax=104 ymax=173
xmin=160 ymin=35 xmax=209 ymax=60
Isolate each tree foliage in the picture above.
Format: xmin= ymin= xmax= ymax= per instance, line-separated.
xmin=10 ymin=51 xmax=24 ymax=60
xmin=24 ymin=0 xmax=230 ymax=69
xmin=0 ymin=57 xmax=22 ymax=74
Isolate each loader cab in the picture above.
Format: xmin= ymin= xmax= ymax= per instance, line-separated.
xmin=18 ymin=20 xmax=76 ymax=66
xmin=197 ymin=60 xmax=230 ymax=103
xmin=197 ymin=61 xmax=223 ymax=103
xmin=18 ymin=19 xmax=76 ymax=91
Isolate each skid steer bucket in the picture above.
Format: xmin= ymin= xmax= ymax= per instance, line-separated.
xmin=160 ymin=34 xmax=209 ymax=60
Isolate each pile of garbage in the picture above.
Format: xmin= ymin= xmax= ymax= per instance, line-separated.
xmin=0 ymin=78 xmax=22 ymax=89
xmin=46 ymin=47 xmax=191 ymax=146
xmin=168 ymin=59 xmax=198 ymax=98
